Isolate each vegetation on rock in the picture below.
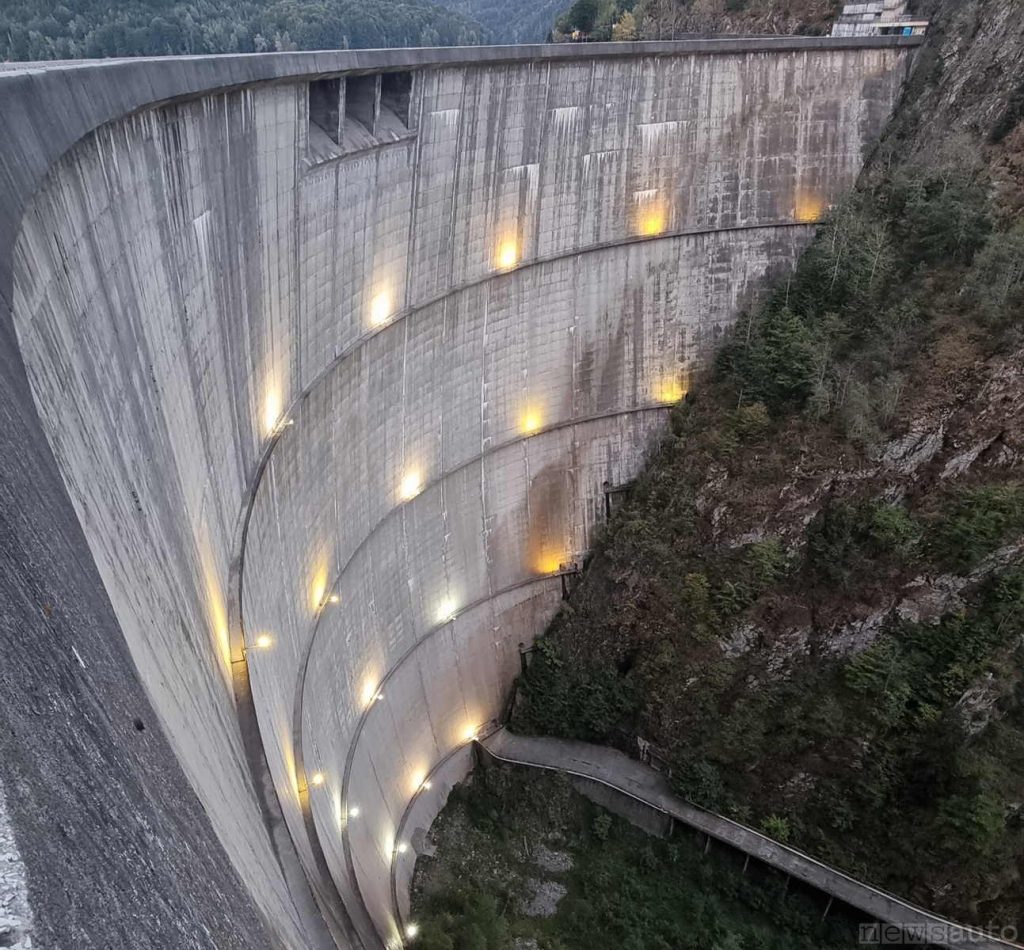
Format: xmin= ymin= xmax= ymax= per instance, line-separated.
xmin=511 ymin=137 xmax=1024 ymax=927
xmin=411 ymin=765 xmax=867 ymax=949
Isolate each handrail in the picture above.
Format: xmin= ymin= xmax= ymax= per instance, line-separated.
xmin=480 ymin=728 xmax=1024 ymax=950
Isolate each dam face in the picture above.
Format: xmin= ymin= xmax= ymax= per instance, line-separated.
xmin=0 ymin=39 xmax=917 ymax=949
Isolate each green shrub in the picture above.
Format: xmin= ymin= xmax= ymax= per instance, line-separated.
xmin=744 ymin=538 xmax=789 ymax=587
xmin=966 ymin=222 xmax=1024 ymax=329
xmin=928 ymin=485 xmax=1024 ymax=571
xmin=719 ymin=306 xmax=816 ymax=413
xmin=888 ymin=160 xmax=992 ymax=267
xmin=673 ymin=757 xmax=727 ymax=810
xmin=867 ymin=503 xmax=920 ymax=558
xmin=760 ymin=815 xmax=792 ymax=843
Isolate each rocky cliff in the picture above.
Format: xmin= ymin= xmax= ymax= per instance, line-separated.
xmin=516 ymin=0 xmax=1024 ymax=930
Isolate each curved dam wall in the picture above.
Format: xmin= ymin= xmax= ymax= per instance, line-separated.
xmin=0 ymin=39 xmax=917 ymax=949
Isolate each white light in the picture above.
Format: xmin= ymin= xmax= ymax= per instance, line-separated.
xmin=396 ymin=842 xmax=409 ymax=854
xmin=349 ymin=806 xmax=360 ymax=818
xmin=254 ymin=634 xmax=273 ymax=650
xmin=263 ymin=390 xmax=283 ymax=436
xmin=399 ymin=471 xmax=423 ymax=501
xmin=361 ymin=680 xmax=381 ymax=708
xmin=310 ymin=772 xmax=325 ymax=787
xmin=370 ymin=291 xmax=393 ymax=327
xmin=422 ymin=780 xmax=432 ymax=791
xmin=436 ymin=597 xmax=457 ymax=624
xmin=405 ymin=923 xmax=419 ymax=940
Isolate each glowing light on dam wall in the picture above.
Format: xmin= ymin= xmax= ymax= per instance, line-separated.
xmin=2 ymin=39 xmax=917 ymax=949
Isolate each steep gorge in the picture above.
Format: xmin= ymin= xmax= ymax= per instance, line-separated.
xmin=470 ymin=0 xmax=1024 ymax=937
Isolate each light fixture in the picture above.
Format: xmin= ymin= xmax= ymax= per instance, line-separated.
xmin=399 ymin=471 xmax=423 ymax=501
xmin=311 ymin=772 xmax=325 ymax=787
xmin=436 ymin=597 xmax=457 ymax=624
xmin=633 ymin=191 xmax=668 ymax=238
xmin=795 ymin=191 xmax=825 ymax=224
xmin=464 ymin=725 xmax=479 ymax=743
xmin=263 ymin=390 xmax=283 ymax=436
xmin=396 ymin=842 xmax=409 ymax=854
xmin=495 ymin=238 xmax=519 ymax=271
xmin=536 ymin=553 xmax=563 ymax=575
xmin=361 ymin=680 xmax=383 ymax=708
xmin=405 ymin=923 xmax=419 ymax=940
xmin=653 ymin=375 xmax=686 ymax=404
xmin=254 ymin=634 xmax=274 ymax=650
xmin=519 ymin=409 xmax=542 ymax=435
xmin=328 ymin=594 xmax=340 ymax=604
xmin=348 ymin=806 xmax=360 ymax=818
xmin=369 ymin=290 xmax=393 ymax=328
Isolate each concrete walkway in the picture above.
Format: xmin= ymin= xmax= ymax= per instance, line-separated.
xmin=479 ymin=728 xmax=1022 ymax=950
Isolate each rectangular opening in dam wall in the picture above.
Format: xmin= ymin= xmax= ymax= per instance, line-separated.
xmin=380 ymin=71 xmax=413 ymax=130
xmin=307 ymin=71 xmax=415 ymax=164
xmin=345 ymin=74 xmax=379 ymax=135
xmin=309 ymin=78 xmax=343 ymax=145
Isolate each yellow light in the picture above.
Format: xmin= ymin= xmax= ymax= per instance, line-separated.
xmin=495 ymin=238 xmax=519 ymax=271
xmin=409 ymin=769 xmax=428 ymax=795
xmin=263 ymin=389 xmax=283 ymax=436
xmin=519 ymin=409 xmax=542 ymax=435
xmin=311 ymin=772 xmax=325 ymax=787
xmin=309 ymin=557 xmax=330 ymax=614
xmin=396 ymin=842 xmax=409 ymax=854
xmin=349 ymin=806 xmax=360 ymax=818
xmin=536 ymin=553 xmax=563 ymax=575
xmin=399 ymin=471 xmax=423 ymax=502
xmin=361 ymin=679 xmax=381 ymax=708
xmin=636 ymin=205 xmax=667 ymax=237
xmin=327 ymin=594 xmax=340 ymax=605
xmin=199 ymin=536 xmax=232 ymax=681
xmin=254 ymin=633 xmax=274 ymax=650
xmin=421 ymin=780 xmax=432 ymax=791
xmin=795 ymin=191 xmax=825 ymax=224
xmin=436 ymin=597 xmax=457 ymax=624
xmin=369 ymin=291 xmax=393 ymax=328
xmin=463 ymin=725 xmax=480 ymax=743
xmin=405 ymin=923 xmax=419 ymax=940
xmin=653 ymin=376 xmax=687 ymax=404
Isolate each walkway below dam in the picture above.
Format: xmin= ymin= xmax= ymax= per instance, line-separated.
xmin=479 ymin=728 xmax=1023 ymax=950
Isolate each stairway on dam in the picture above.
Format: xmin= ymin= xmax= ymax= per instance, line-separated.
xmin=0 ymin=37 xmax=921 ymax=949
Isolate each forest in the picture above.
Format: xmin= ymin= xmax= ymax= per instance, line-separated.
xmin=0 ymin=0 xmax=490 ymax=60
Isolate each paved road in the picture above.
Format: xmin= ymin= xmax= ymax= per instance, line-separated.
xmin=480 ymin=728 xmax=1023 ymax=950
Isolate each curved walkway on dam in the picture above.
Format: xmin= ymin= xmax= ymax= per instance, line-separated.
xmin=478 ymin=728 xmax=1023 ymax=950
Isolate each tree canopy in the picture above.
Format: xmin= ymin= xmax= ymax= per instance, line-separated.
xmin=0 ymin=0 xmax=490 ymax=61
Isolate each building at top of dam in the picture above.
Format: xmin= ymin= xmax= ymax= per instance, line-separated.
xmin=0 ymin=36 xmax=920 ymax=950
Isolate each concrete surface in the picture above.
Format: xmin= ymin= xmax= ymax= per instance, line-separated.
xmin=0 ymin=37 xmax=917 ymax=949
xmin=0 ymin=780 xmax=33 ymax=950
xmin=480 ymin=729 xmax=1024 ymax=950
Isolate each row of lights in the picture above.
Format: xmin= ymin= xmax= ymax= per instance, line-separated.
xmin=260 ymin=181 xmax=823 ymax=441
xmin=256 ymin=198 xmax=668 ymax=439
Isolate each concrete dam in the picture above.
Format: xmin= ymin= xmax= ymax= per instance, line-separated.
xmin=0 ymin=38 xmax=919 ymax=950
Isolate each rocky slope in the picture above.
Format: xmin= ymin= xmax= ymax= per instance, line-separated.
xmin=515 ymin=0 xmax=1024 ymax=930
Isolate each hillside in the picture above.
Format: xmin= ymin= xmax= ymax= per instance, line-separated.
xmin=552 ymin=0 xmax=841 ymax=44
xmin=436 ymin=0 xmax=566 ymax=42
xmin=0 ymin=0 xmax=489 ymax=60
xmin=511 ymin=0 xmax=1024 ymax=933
